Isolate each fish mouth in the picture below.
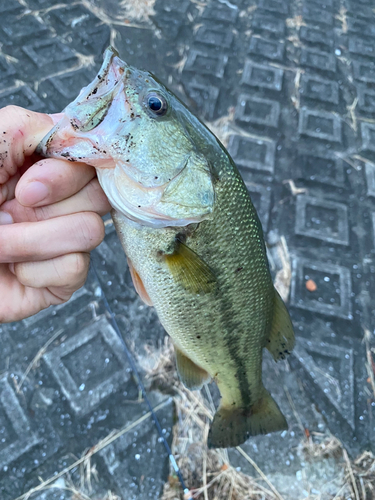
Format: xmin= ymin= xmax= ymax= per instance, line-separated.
xmin=37 ymin=46 xmax=130 ymax=164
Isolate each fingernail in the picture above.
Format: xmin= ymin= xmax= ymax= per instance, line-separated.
xmin=18 ymin=181 xmax=49 ymax=205
xmin=0 ymin=211 xmax=13 ymax=225
xmin=9 ymin=263 xmax=15 ymax=274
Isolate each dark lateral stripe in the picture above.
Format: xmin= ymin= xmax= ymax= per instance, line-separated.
xmin=232 ymin=353 xmax=252 ymax=407
xmin=219 ymin=294 xmax=252 ymax=408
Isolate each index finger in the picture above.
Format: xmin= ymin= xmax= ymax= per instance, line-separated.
xmin=0 ymin=212 xmax=104 ymax=263
xmin=0 ymin=106 xmax=54 ymax=184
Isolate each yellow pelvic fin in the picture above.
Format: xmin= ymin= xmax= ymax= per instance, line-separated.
xmin=207 ymin=387 xmax=288 ymax=449
xmin=127 ymin=258 xmax=153 ymax=307
xmin=175 ymin=346 xmax=211 ymax=390
xmin=164 ymin=239 xmax=216 ymax=294
xmin=265 ymin=290 xmax=295 ymax=361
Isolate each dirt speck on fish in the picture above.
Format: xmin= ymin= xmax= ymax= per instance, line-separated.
xmin=38 ymin=47 xmax=295 ymax=449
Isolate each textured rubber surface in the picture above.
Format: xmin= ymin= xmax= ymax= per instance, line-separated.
xmin=0 ymin=0 xmax=374 ymax=498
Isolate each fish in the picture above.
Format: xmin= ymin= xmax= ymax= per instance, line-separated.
xmin=37 ymin=47 xmax=295 ymax=449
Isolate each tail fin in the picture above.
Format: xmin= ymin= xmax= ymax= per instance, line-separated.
xmin=207 ymin=387 xmax=287 ymax=449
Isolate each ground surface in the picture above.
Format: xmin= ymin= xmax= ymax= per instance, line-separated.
xmin=0 ymin=0 xmax=375 ymax=499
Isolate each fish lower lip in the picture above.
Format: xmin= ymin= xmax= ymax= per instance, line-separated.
xmin=66 ymin=47 xmax=128 ymax=132
xmin=80 ymin=47 xmax=126 ymax=101
xmin=37 ymin=47 xmax=129 ymax=156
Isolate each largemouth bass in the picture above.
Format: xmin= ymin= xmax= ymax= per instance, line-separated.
xmin=38 ymin=47 xmax=295 ymax=448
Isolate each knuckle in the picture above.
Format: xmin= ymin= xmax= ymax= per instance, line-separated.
xmin=0 ymin=224 xmax=28 ymax=262
xmin=86 ymin=179 xmax=100 ymax=204
xmin=1 ymin=106 xmax=27 ymax=136
xmin=0 ymin=183 xmax=9 ymax=203
xmin=48 ymin=288 xmax=73 ymax=305
xmin=88 ymin=177 xmax=103 ymax=197
xmin=1 ymin=105 xmax=23 ymax=118
xmin=35 ymin=205 xmax=50 ymax=222
xmin=72 ymin=252 xmax=89 ymax=280
xmin=77 ymin=212 xmax=105 ymax=250
xmin=91 ymin=180 xmax=111 ymax=215
xmin=59 ymin=253 xmax=89 ymax=291
xmin=13 ymin=262 xmax=32 ymax=286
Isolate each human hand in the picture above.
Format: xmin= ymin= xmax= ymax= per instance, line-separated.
xmin=0 ymin=106 xmax=111 ymax=323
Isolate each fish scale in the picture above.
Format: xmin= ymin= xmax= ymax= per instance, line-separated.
xmin=38 ymin=47 xmax=295 ymax=448
xmin=114 ymin=162 xmax=275 ymax=425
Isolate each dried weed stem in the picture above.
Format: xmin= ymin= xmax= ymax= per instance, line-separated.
xmin=149 ymin=338 xmax=375 ymax=500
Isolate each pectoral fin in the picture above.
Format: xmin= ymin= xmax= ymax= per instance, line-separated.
xmin=265 ymin=290 xmax=295 ymax=361
xmin=127 ymin=258 xmax=153 ymax=306
xmin=175 ymin=347 xmax=211 ymax=390
xmin=164 ymin=239 xmax=216 ymax=294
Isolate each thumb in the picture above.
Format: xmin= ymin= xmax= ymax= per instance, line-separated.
xmin=0 ymin=106 xmax=54 ymax=184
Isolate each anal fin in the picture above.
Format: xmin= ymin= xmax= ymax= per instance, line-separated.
xmin=127 ymin=258 xmax=153 ymax=306
xmin=266 ymin=290 xmax=295 ymax=361
xmin=175 ymin=347 xmax=211 ymax=390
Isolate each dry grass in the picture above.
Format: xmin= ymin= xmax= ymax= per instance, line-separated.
xmin=144 ymin=335 xmax=179 ymax=391
xmin=291 ymin=69 xmax=302 ymax=110
xmin=335 ymin=6 xmax=348 ymax=34
xmin=205 ymin=107 xmax=236 ymax=147
xmin=11 ymin=399 xmax=170 ymax=500
xmin=346 ymin=97 xmax=359 ymax=133
xmin=119 ymin=0 xmax=156 ymax=21
xmin=299 ymin=433 xmax=375 ymax=499
xmin=12 ymin=331 xmax=375 ymax=500
xmin=282 ymin=179 xmax=307 ymax=196
xmin=17 ymin=328 xmax=64 ymax=393
xmin=145 ymin=339 xmax=375 ymax=500
xmin=80 ymin=0 xmax=155 ymax=28
xmin=285 ymin=15 xmax=306 ymax=29
xmin=349 ymin=451 xmax=375 ymax=499
xmin=272 ymin=236 xmax=292 ymax=303
xmin=363 ymin=328 xmax=375 ymax=400
xmin=147 ymin=338 xmax=285 ymax=500
xmin=300 ymin=432 xmax=343 ymax=460
xmin=190 ymin=0 xmax=208 ymax=17
xmin=27 ymin=475 xmax=121 ymax=500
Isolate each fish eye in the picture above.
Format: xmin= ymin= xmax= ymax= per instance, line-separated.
xmin=146 ymin=92 xmax=168 ymax=116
